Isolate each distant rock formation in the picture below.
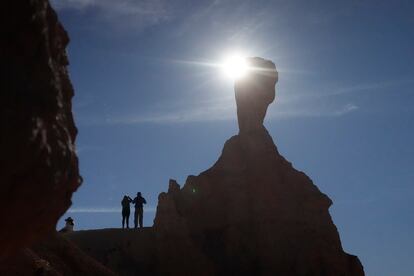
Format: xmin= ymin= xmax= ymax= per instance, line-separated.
xmin=0 ymin=0 xmax=80 ymax=259
xmin=153 ymin=57 xmax=365 ymax=275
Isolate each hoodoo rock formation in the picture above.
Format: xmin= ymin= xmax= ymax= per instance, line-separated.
xmin=235 ymin=57 xmax=278 ymax=133
xmin=1 ymin=0 xmax=80 ymax=259
xmin=154 ymin=57 xmax=365 ymax=275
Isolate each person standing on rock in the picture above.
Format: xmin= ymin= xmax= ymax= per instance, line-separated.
xmin=132 ymin=192 xmax=147 ymax=228
xmin=121 ymin=195 xmax=132 ymax=229
xmin=59 ymin=217 xmax=74 ymax=233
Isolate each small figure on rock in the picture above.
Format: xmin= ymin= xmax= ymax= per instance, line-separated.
xmin=59 ymin=217 xmax=74 ymax=233
xmin=132 ymin=192 xmax=147 ymax=228
xmin=121 ymin=195 xmax=132 ymax=229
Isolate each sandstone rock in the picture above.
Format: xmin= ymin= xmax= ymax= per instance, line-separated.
xmin=153 ymin=57 xmax=364 ymax=275
xmin=168 ymin=179 xmax=181 ymax=193
xmin=67 ymin=229 xmax=157 ymax=276
xmin=235 ymin=57 xmax=278 ymax=134
xmin=0 ymin=0 xmax=80 ymax=258
xmin=0 ymin=233 xmax=115 ymax=275
xmin=154 ymin=181 xmax=215 ymax=276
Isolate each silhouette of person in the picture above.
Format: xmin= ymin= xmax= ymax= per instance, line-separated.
xmin=132 ymin=192 xmax=146 ymax=228
xmin=59 ymin=217 xmax=74 ymax=233
xmin=121 ymin=195 xmax=132 ymax=229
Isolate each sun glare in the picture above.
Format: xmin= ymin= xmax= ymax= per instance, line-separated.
xmin=221 ymin=54 xmax=248 ymax=80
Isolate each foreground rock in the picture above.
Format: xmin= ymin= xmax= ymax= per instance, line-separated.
xmin=67 ymin=228 xmax=157 ymax=275
xmin=0 ymin=233 xmax=115 ymax=276
xmin=0 ymin=0 xmax=80 ymax=258
xmin=153 ymin=57 xmax=365 ymax=275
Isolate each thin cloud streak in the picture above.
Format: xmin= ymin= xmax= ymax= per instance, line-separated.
xmin=75 ymin=88 xmax=364 ymax=126
xmin=334 ymin=103 xmax=359 ymax=116
xmin=105 ymin=101 xmax=235 ymax=125
xmin=272 ymin=78 xmax=414 ymax=105
xmin=75 ymin=75 xmax=414 ymax=127
xmin=292 ymin=78 xmax=414 ymax=100
xmin=77 ymin=102 xmax=358 ymax=126
xmin=51 ymin=0 xmax=173 ymax=29
xmin=330 ymin=79 xmax=414 ymax=96
xmin=75 ymin=76 xmax=393 ymax=127
xmin=267 ymin=103 xmax=359 ymax=119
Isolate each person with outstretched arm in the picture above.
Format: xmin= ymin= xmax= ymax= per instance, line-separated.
xmin=132 ymin=192 xmax=146 ymax=228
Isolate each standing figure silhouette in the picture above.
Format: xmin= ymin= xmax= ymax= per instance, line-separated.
xmin=132 ymin=192 xmax=147 ymax=228
xmin=121 ymin=195 xmax=132 ymax=229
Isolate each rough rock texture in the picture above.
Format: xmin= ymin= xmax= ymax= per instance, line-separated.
xmin=0 ymin=233 xmax=115 ymax=276
xmin=153 ymin=57 xmax=364 ymax=275
xmin=0 ymin=0 xmax=80 ymax=258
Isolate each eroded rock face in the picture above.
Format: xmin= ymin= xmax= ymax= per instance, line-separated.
xmin=154 ymin=57 xmax=364 ymax=275
xmin=0 ymin=0 xmax=80 ymax=258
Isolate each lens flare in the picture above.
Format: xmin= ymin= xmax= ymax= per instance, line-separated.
xmin=221 ymin=54 xmax=248 ymax=80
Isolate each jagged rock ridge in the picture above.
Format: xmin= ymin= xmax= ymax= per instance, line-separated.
xmin=153 ymin=57 xmax=364 ymax=275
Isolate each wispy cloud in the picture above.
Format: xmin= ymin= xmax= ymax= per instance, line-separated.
xmin=107 ymin=98 xmax=236 ymax=125
xmin=329 ymin=79 xmax=414 ymax=96
xmin=283 ymin=78 xmax=414 ymax=103
xmin=74 ymin=77 xmax=414 ymax=126
xmin=74 ymin=83 xmax=366 ymax=126
xmin=333 ymin=103 xmax=359 ymax=116
xmin=67 ymin=206 xmax=156 ymax=213
xmin=76 ymin=100 xmax=359 ymax=126
xmin=267 ymin=103 xmax=359 ymax=119
xmin=51 ymin=0 xmax=173 ymax=29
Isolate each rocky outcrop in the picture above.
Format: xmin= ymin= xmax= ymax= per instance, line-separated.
xmin=0 ymin=0 xmax=80 ymax=258
xmin=67 ymin=228 xmax=158 ymax=276
xmin=0 ymin=233 xmax=115 ymax=276
xmin=153 ymin=57 xmax=364 ymax=275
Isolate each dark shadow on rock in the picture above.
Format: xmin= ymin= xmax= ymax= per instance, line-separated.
xmin=0 ymin=0 xmax=81 ymax=270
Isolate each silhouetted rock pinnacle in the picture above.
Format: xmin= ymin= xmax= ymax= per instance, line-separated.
xmin=153 ymin=57 xmax=365 ymax=275
xmin=236 ymin=57 xmax=278 ymax=133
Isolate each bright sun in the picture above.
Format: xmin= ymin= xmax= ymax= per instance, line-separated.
xmin=221 ymin=54 xmax=249 ymax=80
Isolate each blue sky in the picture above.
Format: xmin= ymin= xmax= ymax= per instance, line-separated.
xmin=52 ymin=1 xmax=414 ymax=275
